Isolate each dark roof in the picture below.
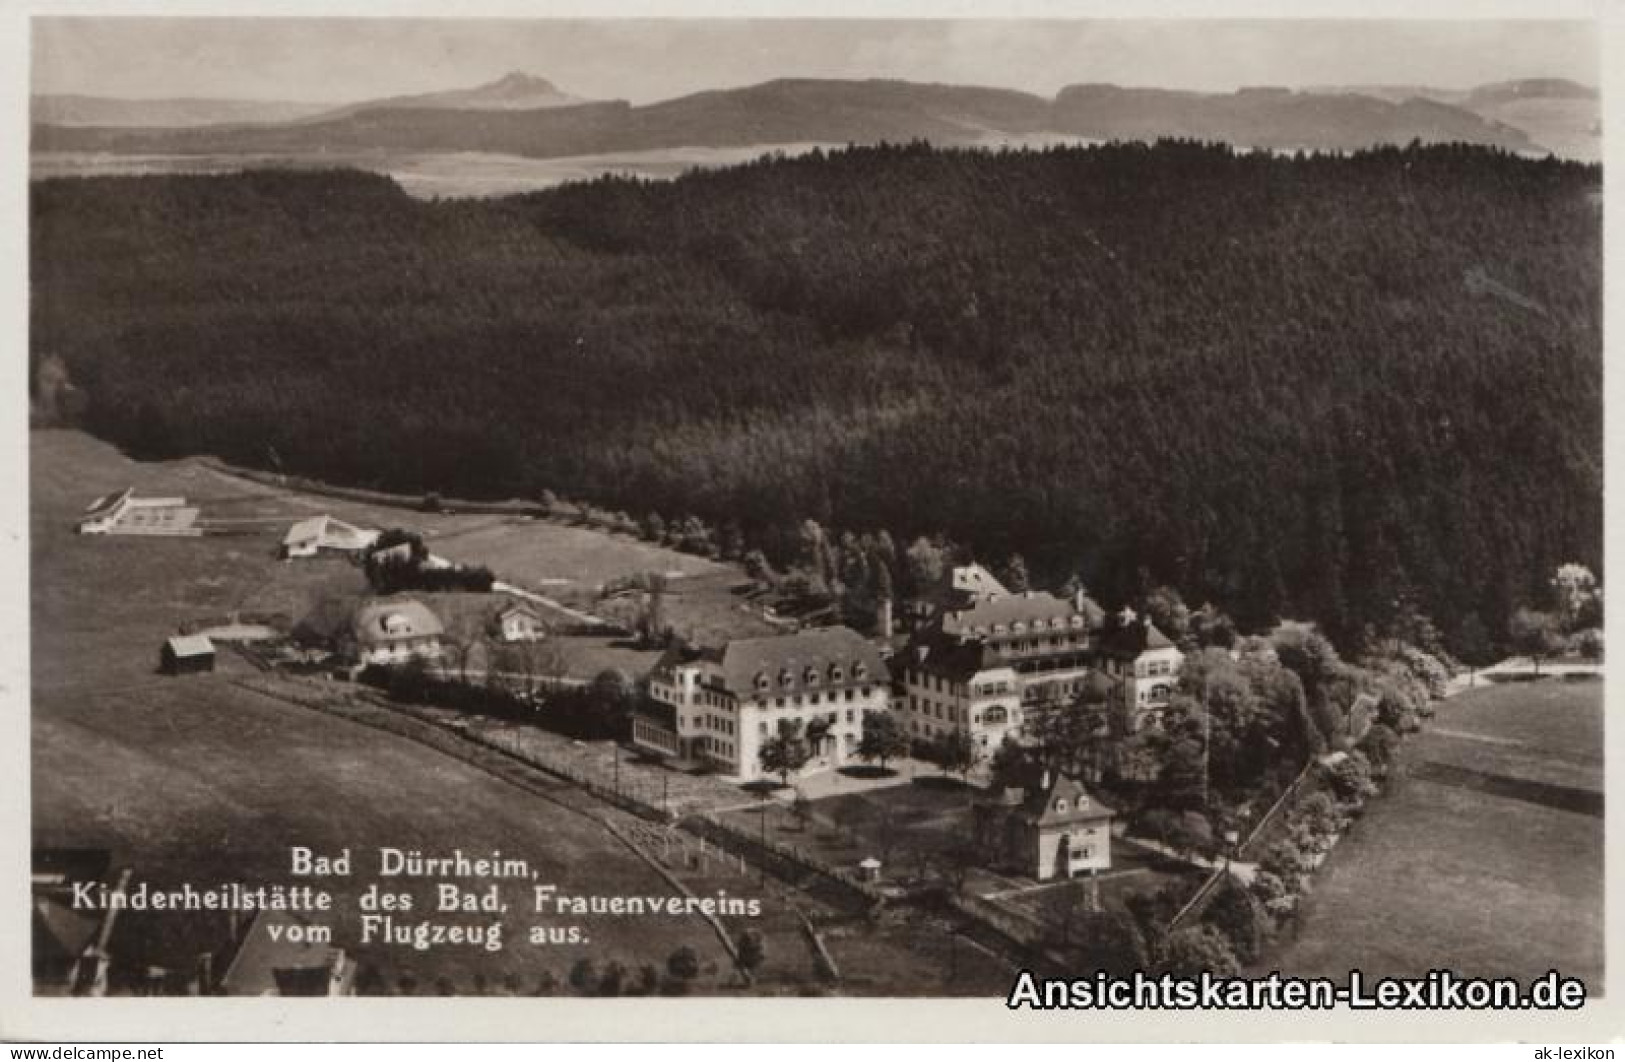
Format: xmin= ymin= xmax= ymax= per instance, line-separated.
xmin=1096 ymin=618 xmax=1177 ymax=658
xmin=939 ymin=590 xmax=1083 ymax=638
xmin=1021 ymin=773 xmax=1115 ymax=826
xmin=716 ymin=627 xmax=886 ymax=699
xmin=896 ymin=624 xmax=1005 ymax=684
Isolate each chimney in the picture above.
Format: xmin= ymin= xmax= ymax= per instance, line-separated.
xmin=1039 ymin=767 xmax=1051 ymax=792
xmin=877 ymin=597 xmax=893 ymax=637
xmin=1073 ymin=588 xmax=1087 ymax=613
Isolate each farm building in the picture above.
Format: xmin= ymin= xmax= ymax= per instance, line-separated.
xmin=77 ymin=487 xmax=200 ymax=536
xmin=220 ymin=911 xmax=355 ymax=996
xmin=493 ymin=601 xmax=547 ymax=643
xmin=159 ymin=634 xmax=216 ymax=675
xmin=351 ymin=598 xmax=444 ymax=666
xmin=280 ymin=515 xmax=379 ymax=559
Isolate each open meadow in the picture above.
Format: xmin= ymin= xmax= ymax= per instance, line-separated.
xmin=29 ymin=430 xmax=738 ymax=991
xmin=1261 ymin=679 xmax=1604 ymax=987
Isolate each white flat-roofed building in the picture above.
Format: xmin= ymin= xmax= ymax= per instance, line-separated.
xmin=77 ymin=487 xmax=200 ymax=536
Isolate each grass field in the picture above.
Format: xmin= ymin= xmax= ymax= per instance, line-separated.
xmin=1261 ymin=680 xmax=1603 ymax=986
xmin=30 ymin=430 xmax=730 ymax=992
xmin=31 ymin=429 xmax=1007 ymax=996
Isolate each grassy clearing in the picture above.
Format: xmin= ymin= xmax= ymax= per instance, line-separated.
xmin=1262 ymin=681 xmax=1603 ymax=985
xmin=31 ymin=431 xmax=730 ymax=992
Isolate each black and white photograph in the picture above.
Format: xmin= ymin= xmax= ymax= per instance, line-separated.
xmin=10 ymin=4 xmax=1611 ymax=1043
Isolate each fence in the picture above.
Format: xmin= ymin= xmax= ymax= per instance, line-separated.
xmin=1237 ymin=758 xmax=1323 ymax=862
xmin=685 ymin=814 xmax=886 ymax=912
xmin=1168 ymin=758 xmax=1324 ymax=933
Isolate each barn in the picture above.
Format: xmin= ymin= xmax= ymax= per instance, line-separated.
xmin=160 ymin=634 xmax=216 ymax=675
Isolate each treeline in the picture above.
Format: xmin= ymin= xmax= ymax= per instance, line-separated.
xmin=29 ymin=140 xmax=1602 ymax=652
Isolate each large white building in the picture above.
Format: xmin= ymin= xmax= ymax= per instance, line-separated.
xmin=633 ymin=627 xmax=890 ymax=783
xmin=895 ymin=592 xmax=1185 ymax=747
xmin=895 ymin=590 xmax=1097 ymax=750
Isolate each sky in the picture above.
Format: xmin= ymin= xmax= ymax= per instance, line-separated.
xmin=31 ymin=17 xmax=1601 ymax=105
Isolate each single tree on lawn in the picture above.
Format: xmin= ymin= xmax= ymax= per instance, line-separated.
xmin=857 ymin=710 xmax=910 ymax=771
xmin=928 ymin=729 xmax=980 ymax=782
xmin=760 ymin=718 xmax=812 ymax=786
xmin=1508 ymin=607 xmax=1565 ymax=675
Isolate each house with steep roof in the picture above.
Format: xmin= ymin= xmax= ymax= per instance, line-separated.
xmin=220 ymin=911 xmax=355 ymax=996
xmin=281 ymin=514 xmax=379 ymax=559
xmin=1015 ymin=772 xmax=1115 ymax=881
xmin=633 ymin=626 xmax=889 ymax=782
xmin=350 ymin=598 xmax=444 ymax=666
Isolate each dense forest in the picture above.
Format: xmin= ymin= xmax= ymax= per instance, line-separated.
xmin=30 ymin=141 xmax=1602 ymax=650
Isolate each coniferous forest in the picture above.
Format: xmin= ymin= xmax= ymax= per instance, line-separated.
xmin=29 ymin=141 xmax=1601 ymax=651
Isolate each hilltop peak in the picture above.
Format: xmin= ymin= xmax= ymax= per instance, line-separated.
xmin=481 ymin=71 xmax=562 ymax=94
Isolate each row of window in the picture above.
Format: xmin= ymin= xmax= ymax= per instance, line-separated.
xmin=752 ymin=662 xmax=871 ymax=691
xmin=963 ymin=615 xmax=1086 ymax=636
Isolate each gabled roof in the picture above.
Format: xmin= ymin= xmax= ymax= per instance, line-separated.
xmin=82 ymin=487 xmax=133 ymax=519
xmin=948 ymin=563 xmax=1009 ymax=599
xmin=1022 ymin=773 xmax=1115 ymax=826
xmin=284 ymin=514 xmax=375 ymax=547
xmin=165 ymin=634 xmax=216 ymax=658
xmin=939 ymin=590 xmax=1084 ymax=638
xmin=1097 ymin=618 xmax=1178 ymax=658
xmin=498 ymin=601 xmax=542 ymax=621
xmin=716 ymin=627 xmax=886 ymax=699
xmin=896 ymin=624 xmax=1006 ymax=683
xmin=221 ymin=911 xmax=346 ymax=996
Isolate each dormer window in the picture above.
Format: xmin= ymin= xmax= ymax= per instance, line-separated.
xmin=829 ymin=664 xmax=844 ymax=682
xmin=755 ymin=672 xmax=770 ymax=691
xmin=853 ymin=662 xmax=869 ymax=680
xmin=1070 ymin=616 xmax=1085 ymax=628
xmin=1012 ymin=622 xmax=1026 ymax=634
xmin=804 ymin=666 xmax=819 ymax=685
xmin=1054 ymin=799 xmax=1069 ymax=812
xmin=780 ymin=669 xmax=794 ymax=688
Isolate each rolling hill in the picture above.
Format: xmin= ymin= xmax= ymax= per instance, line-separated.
xmin=32 ymin=74 xmax=1562 ymax=162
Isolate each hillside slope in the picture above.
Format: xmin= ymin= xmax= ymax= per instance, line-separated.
xmin=29 ymin=143 xmax=1601 ymax=648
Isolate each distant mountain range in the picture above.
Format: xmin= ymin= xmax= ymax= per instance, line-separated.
xmin=30 ymin=72 xmax=1598 ymax=165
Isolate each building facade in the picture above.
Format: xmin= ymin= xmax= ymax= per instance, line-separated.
xmin=895 ymin=590 xmax=1099 ymax=750
xmin=896 ymin=593 xmax=1185 ymax=744
xmin=1097 ymin=611 xmax=1185 ymax=730
xmin=281 ymin=515 xmax=379 ymax=559
xmin=634 ymin=627 xmax=890 ymax=783
xmin=77 ymin=488 xmax=200 ymax=537
xmin=493 ymin=602 xmax=548 ymax=643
